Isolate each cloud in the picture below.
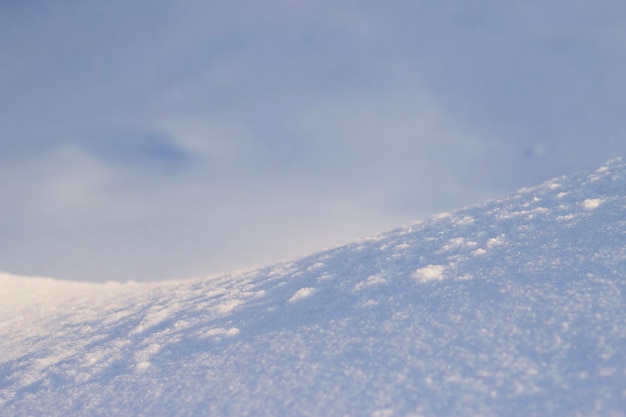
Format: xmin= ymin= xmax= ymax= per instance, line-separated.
xmin=286 ymin=89 xmax=490 ymax=208
xmin=158 ymin=118 xmax=259 ymax=171
xmin=79 ymin=128 xmax=194 ymax=174
xmin=383 ymin=1 xmax=626 ymax=185
xmin=2 ymin=0 xmax=626 ymax=281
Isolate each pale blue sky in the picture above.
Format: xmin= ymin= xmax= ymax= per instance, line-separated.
xmin=2 ymin=0 xmax=625 ymax=281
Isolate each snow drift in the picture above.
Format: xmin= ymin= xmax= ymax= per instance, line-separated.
xmin=2 ymin=159 xmax=626 ymax=416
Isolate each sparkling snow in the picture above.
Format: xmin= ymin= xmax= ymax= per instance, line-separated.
xmin=1 ymin=158 xmax=626 ymax=416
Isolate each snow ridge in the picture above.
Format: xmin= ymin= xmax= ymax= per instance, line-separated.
xmin=1 ymin=158 xmax=626 ymax=416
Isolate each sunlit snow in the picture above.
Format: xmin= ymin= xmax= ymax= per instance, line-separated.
xmin=2 ymin=158 xmax=626 ymax=416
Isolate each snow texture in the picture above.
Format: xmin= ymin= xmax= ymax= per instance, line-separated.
xmin=2 ymin=158 xmax=626 ymax=416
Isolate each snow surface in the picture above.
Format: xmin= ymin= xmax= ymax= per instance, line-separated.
xmin=2 ymin=158 xmax=626 ymax=417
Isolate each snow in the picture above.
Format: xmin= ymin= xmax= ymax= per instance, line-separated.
xmin=412 ymin=265 xmax=446 ymax=282
xmin=2 ymin=158 xmax=626 ymax=416
xmin=288 ymin=287 xmax=316 ymax=302
xmin=582 ymin=198 xmax=604 ymax=210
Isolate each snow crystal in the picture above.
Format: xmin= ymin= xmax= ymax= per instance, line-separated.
xmin=201 ymin=327 xmax=240 ymax=339
xmin=582 ymin=198 xmax=604 ymax=210
xmin=307 ymin=262 xmax=325 ymax=271
xmin=557 ymin=214 xmax=576 ymax=222
xmin=317 ymin=273 xmax=334 ymax=281
xmin=288 ymin=287 xmax=316 ymax=302
xmin=441 ymin=237 xmax=476 ymax=251
xmin=358 ymin=299 xmax=379 ymax=308
xmin=486 ymin=235 xmax=506 ymax=247
xmin=412 ymin=265 xmax=446 ymax=282
xmin=135 ymin=361 xmax=151 ymax=372
xmin=215 ymin=298 xmax=243 ymax=313
xmin=455 ymin=215 xmax=474 ymax=225
xmin=354 ymin=275 xmax=387 ymax=291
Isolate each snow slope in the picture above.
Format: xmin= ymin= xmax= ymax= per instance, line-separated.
xmin=2 ymin=159 xmax=626 ymax=417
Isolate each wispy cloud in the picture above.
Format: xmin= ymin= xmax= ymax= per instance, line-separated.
xmin=1 ymin=0 xmax=626 ymax=281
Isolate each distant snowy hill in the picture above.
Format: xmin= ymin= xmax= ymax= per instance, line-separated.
xmin=2 ymin=159 xmax=626 ymax=417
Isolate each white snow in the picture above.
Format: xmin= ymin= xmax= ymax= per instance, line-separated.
xmin=2 ymin=158 xmax=626 ymax=416
xmin=354 ymin=275 xmax=387 ymax=291
xmin=412 ymin=265 xmax=447 ymax=282
xmin=582 ymin=198 xmax=604 ymax=210
xmin=288 ymin=287 xmax=316 ymax=302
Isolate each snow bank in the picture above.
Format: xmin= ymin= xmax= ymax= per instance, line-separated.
xmin=2 ymin=158 xmax=626 ymax=416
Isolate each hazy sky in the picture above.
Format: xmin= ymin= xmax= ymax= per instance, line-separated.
xmin=2 ymin=0 xmax=626 ymax=281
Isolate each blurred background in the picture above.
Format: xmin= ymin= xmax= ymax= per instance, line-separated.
xmin=2 ymin=0 xmax=625 ymax=282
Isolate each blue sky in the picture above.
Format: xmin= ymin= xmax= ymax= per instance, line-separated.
xmin=2 ymin=0 xmax=626 ymax=281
